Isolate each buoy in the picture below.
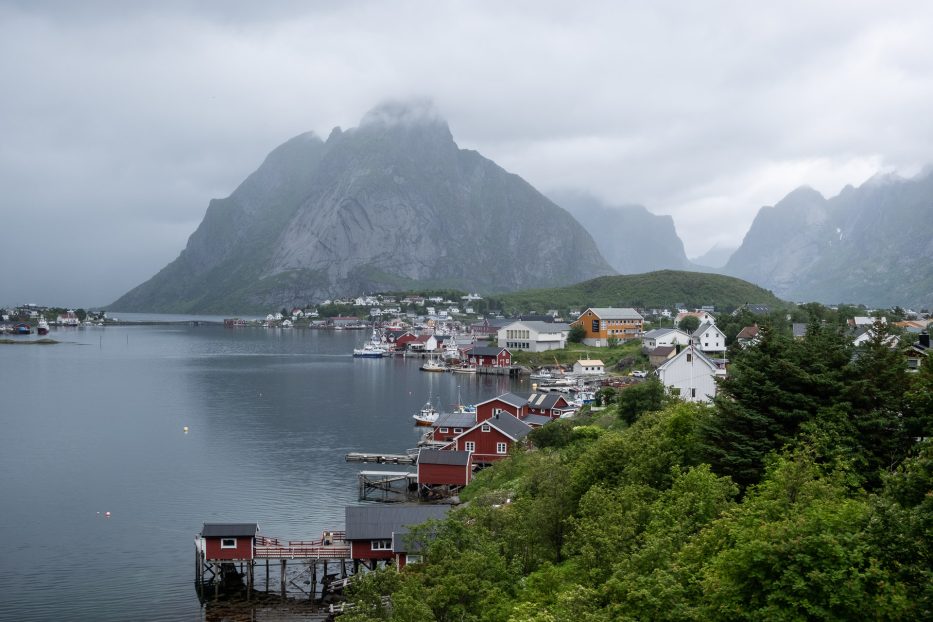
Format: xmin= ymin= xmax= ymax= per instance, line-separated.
xmin=104 ymin=511 xmax=111 ymax=518
xmin=183 ymin=426 xmax=189 ymax=433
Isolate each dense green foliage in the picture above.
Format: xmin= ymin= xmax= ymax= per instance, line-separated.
xmin=342 ymin=321 xmax=932 ymax=621
xmin=497 ymin=270 xmax=786 ymax=317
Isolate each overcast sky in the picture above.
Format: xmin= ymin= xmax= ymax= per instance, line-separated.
xmin=2 ymin=1 xmax=933 ymax=308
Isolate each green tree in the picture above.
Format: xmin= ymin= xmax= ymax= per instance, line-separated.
xmin=617 ymin=376 xmax=665 ymax=425
xmin=568 ymin=324 xmax=585 ymax=343
xmin=677 ymin=315 xmax=700 ymax=334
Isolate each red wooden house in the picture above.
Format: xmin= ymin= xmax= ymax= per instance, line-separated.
xmin=345 ymin=505 xmax=449 ymax=567
xmin=417 ymin=449 xmax=473 ymax=487
xmin=395 ymin=333 xmax=420 ymax=350
xmin=465 ymin=346 xmax=511 ymax=368
xmin=430 ymin=412 xmax=477 ymax=443
xmin=447 ymin=413 xmax=532 ymax=464
xmin=475 ymin=392 xmax=528 ymax=422
xmin=525 ymin=392 xmax=573 ymax=419
xmin=199 ymin=523 xmax=257 ymax=561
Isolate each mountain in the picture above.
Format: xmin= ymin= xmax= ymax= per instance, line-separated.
xmin=550 ymin=191 xmax=693 ymax=274
xmin=691 ymin=243 xmax=737 ymax=270
xmin=724 ymin=172 xmax=933 ymax=308
xmin=110 ymin=102 xmax=614 ymax=313
xmin=498 ymin=270 xmax=785 ymax=314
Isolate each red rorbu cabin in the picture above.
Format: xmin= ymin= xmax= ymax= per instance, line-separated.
xmin=449 ymin=412 xmax=532 ymax=464
xmin=465 ymin=346 xmax=511 ymax=368
xmin=344 ymin=505 xmax=450 ymax=566
xmin=525 ymin=392 xmax=572 ymax=419
xmin=430 ymin=412 xmax=477 ymax=444
xmin=417 ymin=449 xmax=473 ymax=487
xmin=475 ymin=392 xmax=528 ymax=422
xmin=200 ymin=523 xmax=257 ymax=561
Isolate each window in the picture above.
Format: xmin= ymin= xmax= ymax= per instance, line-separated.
xmin=686 ymin=353 xmax=692 ymax=362
xmin=453 ymin=427 xmax=463 ymax=433
xmin=371 ymin=539 xmax=392 ymax=550
xmin=496 ymin=442 xmax=507 ymax=454
xmin=691 ymin=388 xmax=696 ymax=398
xmin=221 ymin=538 xmax=237 ymax=549
xmin=464 ymin=441 xmax=475 ymax=452
xmin=592 ymin=319 xmax=599 ymax=333
xmin=439 ymin=427 xmax=448 ymax=433
xmin=406 ymin=554 xmax=423 ymax=565
xmin=481 ymin=424 xmax=491 ymax=432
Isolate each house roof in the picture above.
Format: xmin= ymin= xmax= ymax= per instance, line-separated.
xmin=483 ymin=413 xmax=533 ymax=441
xmin=345 ymin=505 xmax=450 ymax=541
xmin=692 ymin=321 xmax=721 ymax=337
xmin=476 ymin=392 xmax=527 ymax=409
xmin=201 ymin=523 xmax=258 ymax=538
xmin=643 ymin=328 xmax=685 ymax=339
xmin=650 ymin=345 xmax=676 ymax=357
xmin=575 ymin=359 xmax=604 ymax=366
xmin=792 ymin=323 xmax=808 ymax=338
xmin=736 ymin=325 xmax=759 ymax=340
xmin=526 ymin=393 xmax=568 ymax=410
xmin=522 ymin=414 xmax=553 ymax=427
xmin=468 ymin=346 xmax=510 ymax=357
xmin=433 ymin=412 xmax=477 ymax=428
xmin=657 ymin=345 xmax=718 ymax=373
xmin=583 ymin=307 xmax=643 ymax=321
xmin=418 ymin=449 xmax=471 ymax=466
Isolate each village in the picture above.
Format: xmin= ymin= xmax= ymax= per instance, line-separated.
xmin=194 ymin=297 xmax=932 ymax=614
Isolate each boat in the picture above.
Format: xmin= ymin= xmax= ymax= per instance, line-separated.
xmin=353 ymin=343 xmax=384 ymax=358
xmin=529 ymin=371 xmax=553 ymax=380
xmin=15 ymin=322 xmax=32 ymax=335
xmin=412 ymin=401 xmax=440 ymax=426
xmin=450 ymin=364 xmax=476 ymax=374
xmin=36 ymin=317 xmax=49 ymax=336
xmin=420 ymin=358 xmax=447 ymax=372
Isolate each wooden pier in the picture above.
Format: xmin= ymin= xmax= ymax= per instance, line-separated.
xmin=358 ymin=470 xmax=418 ymax=501
xmin=345 ymin=451 xmax=417 ymax=465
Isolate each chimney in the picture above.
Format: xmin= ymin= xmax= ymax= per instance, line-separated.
xmin=920 ymin=331 xmax=930 ymax=349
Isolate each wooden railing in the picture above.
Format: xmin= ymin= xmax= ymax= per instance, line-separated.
xmin=253 ymin=531 xmax=350 ymax=559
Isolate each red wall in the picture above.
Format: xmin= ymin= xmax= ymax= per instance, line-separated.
xmin=476 ymin=399 xmax=524 ymax=423
xmin=431 ymin=424 xmax=471 ymax=443
xmin=418 ymin=461 xmax=471 ymax=486
xmin=351 ymin=540 xmax=394 ymax=560
xmin=205 ymin=536 xmax=253 ymax=560
xmin=454 ymin=425 xmax=512 ymax=463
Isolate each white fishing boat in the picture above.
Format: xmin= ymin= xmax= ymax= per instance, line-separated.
xmin=450 ymin=364 xmax=476 ymax=374
xmin=36 ymin=317 xmax=50 ymax=336
xmin=420 ymin=358 xmax=447 ymax=372
xmin=352 ymin=343 xmax=384 ymax=358
xmin=412 ymin=401 xmax=440 ymax=426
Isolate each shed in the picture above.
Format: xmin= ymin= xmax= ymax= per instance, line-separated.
xmin=345 ymin=505 xmax=449 ymax=563
xmin=417 ymin=449 xmax=472 ymax=486
xmin=200 ymin=523 xmax=257 ymax=561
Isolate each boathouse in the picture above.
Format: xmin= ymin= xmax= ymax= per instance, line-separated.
xmin=447 ymin=413 xmax=532 ymax=464
xmin=525 ymin=393 xmax=572 ymax=419
xmin=345 ymin=505 xmax=450 ymax=566
xmin=431 ymin=412 xmax=477 ymax=443
xmin=199 ymin=523 xmax=257 ymax=561
xmin=465 ymin=346 xmax=512 ymax=368
xmin=476 ymin=392 xmax=528 ymax=422
xmin=417 ymin=449 xmax=472 ymax=487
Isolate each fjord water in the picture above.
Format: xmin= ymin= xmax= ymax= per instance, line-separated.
xmin=0 ymin=321 xmax=520 ymax=621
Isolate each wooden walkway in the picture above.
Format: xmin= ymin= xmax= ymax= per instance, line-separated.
xmin=345 ymin=452 xmax=417 ymax=465
xmin=253 ymin=533 xmax=350 ymax=560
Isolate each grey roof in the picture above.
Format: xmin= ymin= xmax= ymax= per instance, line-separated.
xmin=585 ymin=307 xmax=643 ymax=320
xmin=522 ymin=414 xmax=553 ymax=427
xmin=477 ymin=392 xmax=527 ymax=409
xmin=468 ymin=346 xmax=510 ymax=357
xmin=201 ymin=523 xmax=258 ymax=538
xmin=484 ymin=413 xmax=532 ymax=441
xmin=650 ymin=345 xmax=676 ymax=357
xmin=643 ymin=328 xmax=681 ymax=339
xmin=657 ymin=345 xmax=718 ymax=372
xmin=345 ymin=505 xmax=450 ymax=540
xmin=526 ymin=392 xmax=568 ymax=410
xmin=503 ymin=320 xmax=570 ymax=334
xmin=433 ymin=412 xmax=477 ymax=428
xmin=792 ymin=323 xmax=808 ymax=338
xmin=418 ymin=449 xmax=471 ymax=466
xmin=692 ymin=321 xmax=719 ymax=337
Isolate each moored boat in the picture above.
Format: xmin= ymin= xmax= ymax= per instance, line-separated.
xmin=420 ymin=358 xmax=447 ymax=372
xmin=412 ymin=401 xmax=440 ymax=426
xmin=37 ymin=317 xmax=49 ymax=335
xmin=352 ymin=343 xmax=384 ymax=358
xmin=450 ymin=364 xmax=476 ymax=374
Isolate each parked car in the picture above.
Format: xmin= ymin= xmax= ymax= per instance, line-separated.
xmin=631 ymin=370 xmax=648 ymax=378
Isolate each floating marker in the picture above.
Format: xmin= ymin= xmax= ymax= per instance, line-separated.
xmin=183 ymin=426 xmax=189 ymax=433
xmin=104 ymin=511 xmax=111 ymax=518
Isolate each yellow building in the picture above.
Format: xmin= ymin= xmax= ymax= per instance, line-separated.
xmin=572 ymin=307 xmax=644 ymax=346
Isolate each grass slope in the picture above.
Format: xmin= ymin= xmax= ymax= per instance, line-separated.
xmin=499 ymin=270 xmax=785 ymax=314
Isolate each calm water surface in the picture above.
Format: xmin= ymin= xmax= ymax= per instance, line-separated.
xmin=0 ymin=322 xmax=524 ymax=621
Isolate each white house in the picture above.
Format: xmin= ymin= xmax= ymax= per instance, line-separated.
xmin=675 ymin=310 xmax=716 ymax=326
xmin=656 ymin=345 xmax=726 ymax=403
xmin=692 ymin=322 xmax=727 ymax=354
xmin=497 ymin=321 xmax=570 ymax=352
xmin=642 ymin=328 xmax=691 ymax=351
xmin=573 ymin=359 xmax=605 ymax=375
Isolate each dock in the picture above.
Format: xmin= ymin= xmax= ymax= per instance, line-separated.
xmin=358 ymin=470 xmax=418 ymax=501
xmin=345 ymin=451 xmax=417 ymax=465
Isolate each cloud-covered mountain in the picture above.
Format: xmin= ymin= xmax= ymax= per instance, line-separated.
xmin=724 ymin=172 xmax=933 ymax=308
xmin=110 ymin=103 xmax=614 ymax=313
xmin=549 ymin=191 xmax=693 ymax=274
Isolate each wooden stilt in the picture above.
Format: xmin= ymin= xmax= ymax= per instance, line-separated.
xmin=213 ymin=564 xmax=220 ymax=600
xmin=265 ymin=559 xmax=269 ymax=591
xmin=311 ymin=563 xmax=317 ymax=601
xmin=280 ymin=559 xmax=287 ymax=599
xmin=247 ymin=562 xmax=253 ymax=601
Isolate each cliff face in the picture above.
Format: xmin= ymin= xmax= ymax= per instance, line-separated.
xmin=110 ymin=103 xmax=614 ymax=313
xmin=725 ymin=174 xmax=933 ymax=307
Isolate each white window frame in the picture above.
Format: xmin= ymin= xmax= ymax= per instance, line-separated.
xmin=453 ymin=427 xmax=463 ymax=433
xmin=481 ymin=424 xmax=491 ymax=432
xmin=371 ymin=539 xmax=392 ymax=551
xmin=439 ymin=427 xmax=448 ymax=433
xmin=221 ymin=538 xmax=237 ymax=549
xmin=464 ymin=441 xmax=475 ymax=452
xmin=496 ymin=442 xmax=507 ymax=454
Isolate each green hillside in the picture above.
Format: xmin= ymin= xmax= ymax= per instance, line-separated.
xmin=498 ymin=269 xmax=785 ymax=314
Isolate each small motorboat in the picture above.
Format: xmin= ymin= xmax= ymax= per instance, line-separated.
xmin=420 ymin=358 xmax=447 ymax=372
xmin=412 ymin=402 xmax=440 ymax=426
xmin=37 ymin=317 xmax=50 ymax=336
